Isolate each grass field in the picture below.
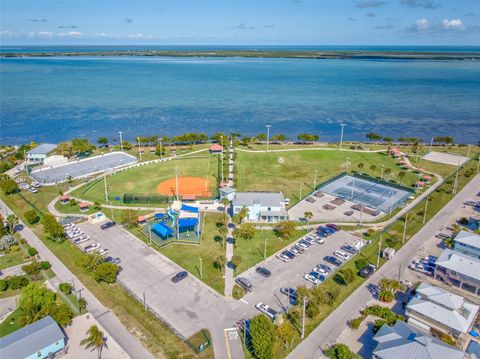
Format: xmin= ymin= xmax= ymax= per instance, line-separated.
xmin=0 ymin=308 xmax=23 ymax=337
xmin=235 ymin=150 xmax=419 ymax=207
xmin=0 ymin=250 xmax=28 ymax=270
xmin=71 ymin=155 xmax=220 ymax=205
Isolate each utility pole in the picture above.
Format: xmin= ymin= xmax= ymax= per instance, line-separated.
xmin=199 ymin=258 xmax=203 ymax=279
xmin=118 ymin=131 xmax=123 ymax=150
xmin=423 ymin=196 xmax=429 ymax=224
xmin=377 ymin=235 xmax=383 ymax=269
xmin=265 ymin=124 xmax=272 ymax=152
xmin=103 ymin=171 xmax=108 ymax=202
xmin=301 ymin=296 xmax=307 ymax=339
xmin=429 ymin=137 xmax=433 ymax=152
xmin=137 ymin=137 xmax=142 ymax=160
xmin=402 ymin=213 xmax=408 ymax=243
xmin=175 ymin=165 xmax=179 ymax=199
xmin=339 ymin=124 xmax=346 ymax=150
xmin=264 ymin=238 xmax=268 ymax=259
xmin=158 ymin=137 xmax=163 ymax=160
xmin=453 ymin=159 xmax=460 ymax=195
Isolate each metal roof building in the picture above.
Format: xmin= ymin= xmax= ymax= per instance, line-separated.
xmin=373 ymin=320 xmax=464 ymax=359
xmin=0 ymin=316 xmax=66 ymax=359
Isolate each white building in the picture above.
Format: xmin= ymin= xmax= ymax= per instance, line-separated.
xmin=406 ymin=282 xmax=479 ymax=339
xmin=219 ymin=187 xmax=236 ymax=202
xmin=453 ymin=230 xmax=480 ymax=259
xmin=232 ymin=192 xmax=288 ymax=222
xmin=26 ymin=144 xmax=57 ymax=164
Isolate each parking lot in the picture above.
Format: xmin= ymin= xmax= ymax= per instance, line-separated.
xmin=237 ymin=230 xmax=364 ymax=314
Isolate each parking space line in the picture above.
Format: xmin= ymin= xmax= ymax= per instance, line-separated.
xmin=240 ymin=298 xmax=249 ymax=305
xmin=224 ymin=329 xmax=233 ymax=359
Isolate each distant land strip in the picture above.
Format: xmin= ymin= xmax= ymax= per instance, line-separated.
xmin=2 ymin=50 xmax=480 ymax=60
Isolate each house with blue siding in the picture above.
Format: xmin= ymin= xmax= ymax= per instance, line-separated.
xmin=0 ymin=316 xmax=66 ymax=359
xmin=453 ymin=230 xmax=480 ymax=259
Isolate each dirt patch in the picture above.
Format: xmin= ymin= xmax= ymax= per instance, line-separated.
xmin=156 ymin=176 xmax=212 ymax=197
xmin=125 ymin=181 xmax=135 ymax=191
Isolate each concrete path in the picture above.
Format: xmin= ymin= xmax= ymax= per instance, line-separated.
xmin=224 ymin=139 xmax=236 ymax=297
xmin=0 ymin=262 xmax=29 ymax=279
xmin=0 ymin=199 xmax=154 ymax=359
xmin=286 ymin=172 xmax=480 ymax=359
xmin=0 ymin=295 xmax=19 ymax=323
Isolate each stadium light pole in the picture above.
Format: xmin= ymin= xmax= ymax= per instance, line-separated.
xmin=103 ymin=170 xmax=108 ymax=202
xmin=377 ymin=235 xmax=383 ymax=269
xmin=137 ymin=137 xmax=142 ymax=160
xmin=220 ymin=135 xmax=224 ymax=185
xmin=423 ymin=196 xmax=429 ymax=224
xmin=175 ymin=165 xmax=179 ymax=199
xmin=265 ymin=124 xmax=272 ymax=152
xmin=453 ymin=158 xmax=460 ymax=195
xmin=402 ymin=214 xmax=408 ymax=243
xmin=339 ymin=124 xmax=346 ymax=150
xmin=118 ymin=131 xmax=123 ymax=151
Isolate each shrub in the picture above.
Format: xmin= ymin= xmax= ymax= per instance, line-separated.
xmin=324 ymin=343 xmax=361 ymax=359
xmin=379 ymin=289 xmax=395 ymax=303
xmin=373 ymin=319 xmax=387 ymax=334
xmin=348 ymin=315 xmax=366 ymax=329
xmin=40 ymin=261 xmax=51 ymax=270
xmin=306 ymin=301 xmax=320 ymax=318
xmin=28 ymin=247 xmax=38 ymax=257
xmin=22 ymin=262 xmax=41 ymax=275
xmin=363 ymin=305 xmax=405 ymax=325
xmin=0 ymin=279 xmax=8 ymax=291
xmin=59 ymin=282 xmax=72 ymax=295
xmin=24 ymin=209 xmax=40 ymax=225
xmin=355 ymin=258 xmax=367 ymax=271
xmin=6 ymin=275 xmax=29 ymax=290
xmin=93 ymin=262 xmax=119 ymax=284
xmin=459 ymin=217 xmax=469 ymax=225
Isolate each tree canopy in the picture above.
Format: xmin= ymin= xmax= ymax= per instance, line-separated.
xmin=250 ymin=314 xmax=276 ymax=359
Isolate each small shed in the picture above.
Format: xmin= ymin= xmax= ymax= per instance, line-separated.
xmin=209 ymin=144 xmax=224 ymax=154
xmin=59 ymin=195 xmax=71 ymax=205
xmin=219 ymin=186 xmax=236 ymax=201
xmin=79 ymin=202 xmax=91 ymax=212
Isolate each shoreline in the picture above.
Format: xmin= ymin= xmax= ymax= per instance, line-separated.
xmin=2 ymin=50 xmax=480 ymax=60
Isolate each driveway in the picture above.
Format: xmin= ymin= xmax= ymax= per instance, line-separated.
xmin=287 ymin=173 xmax=480 ymax=359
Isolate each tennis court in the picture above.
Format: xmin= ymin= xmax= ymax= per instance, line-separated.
xmin=30 ymin=152 xmax=137 ymax=185
xmin=318 ymin=174 xmax=413 ymax=213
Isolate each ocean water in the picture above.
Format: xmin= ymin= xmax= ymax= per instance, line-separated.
xmin=1 ymin=55 xmax=479 ymax=144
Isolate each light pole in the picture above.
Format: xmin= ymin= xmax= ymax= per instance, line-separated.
xmin=377 ymin=235 xmax=383 ymax=269
xmin=103 ymin=170 xmax=108 ymax=202
xmin=380 ymin=165 xmax=385 ymax=180
xmin=137 ymin=137 xmax=142 ymax=160
xmin=299 ymin=182 xmax=304 ymax=200
xmin=264 ymin=238 xmax=268 ymax=259
xmin=313 ymin=170 xmax=318 ymax=190
xmin=158 ymin=137 xmax=163 ymax=160
xmin=402 ymin=214 xmax=408 ymax=243
xmin=453 ymin=159 xmax=460 ymax=195
xmin=429 ymin=137 xmax=433 ymax=152
xmin=301 ymin=296 xmax=307 ymax=339
xmin=220 ymin=136 xmax=224 ymax=185
xmin=467 ymin=144 xmax=471 ymax=158
xmin=339 ymin=124 xmax=346 ymax=150
xmin=265 ymin=124 xmax=272 ymax=152
xmin=423 ymin=196 xmax=429 ymax=224
xmin=118 ymin=131 xmax=123 ymax=151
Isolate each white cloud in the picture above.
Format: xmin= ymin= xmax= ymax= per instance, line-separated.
xmin=0 ymin=30 xmax=158 ymax=40
xmin=415 ymin=18 xmax=429 ymax=30
xmin=441 ymin=19 xmax=465 ymax=30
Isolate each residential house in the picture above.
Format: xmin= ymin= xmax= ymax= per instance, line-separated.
xmin=453 ymin=230 xmax=480 ymax=259
xmin=372 ymin=320 xmax=464 ymax=359
xmin=405 ymin=283 xmax=478 ymax=340
xmin=26 ymin=144 xmax=57 ymax=164
xmin=0 ymin=316 xmax=66 ymax=359
xmin=435 ymin=248 xmax=480 ymax=295
xmin=232 ymin=192 xmax=288 ymax=222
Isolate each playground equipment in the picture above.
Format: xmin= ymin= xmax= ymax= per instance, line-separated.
xmin=150 ymin=202 xmax=201 ymax=241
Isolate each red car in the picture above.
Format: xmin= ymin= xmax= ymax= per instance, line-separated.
xmin=326 ymin=223 xmax=340 ymax=231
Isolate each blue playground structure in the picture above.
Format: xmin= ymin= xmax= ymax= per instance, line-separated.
xmin=149 ymin=204 xmax=201 ymax=243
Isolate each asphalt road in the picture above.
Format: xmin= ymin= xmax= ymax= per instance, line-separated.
xmin=286 ymin=172 xmax=480 ymax=359
xmin=0 ymin=199 xmax=154 ymax=359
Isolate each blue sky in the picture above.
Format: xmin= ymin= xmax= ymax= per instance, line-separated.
xmin=1 ymin=0 xmax=479 ymax=45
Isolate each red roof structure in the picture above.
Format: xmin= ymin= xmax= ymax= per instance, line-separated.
xmin=209 ymin=144 xmax=224 ymax=152
xmin=79 ymin=202 xmax=90 ymax=209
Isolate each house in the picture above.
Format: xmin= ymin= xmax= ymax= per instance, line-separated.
xmin=232 ymin=192 xmax=288 ymax=222
xmin=405 ymin=282 xmax=479 ymax=339
xmin=209 ymin=144 xmax=224 ymax=154
xmin=219 ymin=187 xmax=236 ymax=202
xmin=0 ymin=316 xmax=66 ymax=359
xmin=372 ymin=320 xmax=464 ymax=359
xmin=453 ymin=230 xmax=480 ymax=259
xmin=434 ymin=248 xmax=480 ymax=295
xmin=26 ymin=144 xmax=57 ymax=164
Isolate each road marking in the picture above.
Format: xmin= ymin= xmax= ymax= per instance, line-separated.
xmin=224 ymin=329 xmax=232 ymax=359
xmin=240 ymin=298 xmax=249 ymax=305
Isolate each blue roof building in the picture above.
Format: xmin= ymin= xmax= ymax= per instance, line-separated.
xmin=0 ymin=316 xmax=66 ymax=359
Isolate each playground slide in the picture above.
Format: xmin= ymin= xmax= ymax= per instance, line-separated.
xmin=167 ymin=209 xmax=176 ymax=224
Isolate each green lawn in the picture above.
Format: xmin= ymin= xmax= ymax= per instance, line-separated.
xmin=156 ymin=213 xmax=226 ymax=294
xmin=235 ymin=150 xmax=419 ymax=207
xmin=0 ymin=250 xmax=28 ymax=270
xmin=234 ymin=228 xmax=305 ymax=274
xmin=0 ymin=308 xmax=23 ymax=338
xmin=71 ymin=155 xmax=220 ymax=206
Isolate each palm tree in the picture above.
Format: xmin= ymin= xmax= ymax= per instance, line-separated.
xmin=220 ymin=198 xmax=230 ymax=213
xmin=370 ymin=164 xmax=377 ymax=176
xmin=239 ymin=207 xmax=249 ymax=224
xmin=357 ymin=162 xmax=364 ymax=172
xmin=384 ymin=168 xmax=392 ymax=180
xmin=81 ymin=325 xmax=108 ymax=359
xmin=6 ymin=215 xmax=18 ymax=235
xmin=398 ymin=171 xmax=406 ymax=185
xmin=304 ymin=211 xmax=313 ymax=231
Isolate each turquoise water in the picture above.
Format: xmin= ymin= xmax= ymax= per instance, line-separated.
xmin=1 ymin=55 xmax=479 ymax=144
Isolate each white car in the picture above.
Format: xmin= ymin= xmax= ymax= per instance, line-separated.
xmin=28 ymin=187 xmax=39 ymax=193
xmin=74 ymin=236 xmax=90 ymax=244
xmin=334 ymin=250 xmax=350 ymax=261
xmin=304 ymin=271 xmax=324 ymax=285
xmin=303 ymin=236 xmax=316 ymax=245
xmin=67 ymin=230 xmax=83 ymax=239
xmin=98 ymin=248 xmax=110 ymax=256
xmin=255 ymin=303 xmax=277 ymax=321
xmin=276 ymin=253 xmax=290 ymax=263
xmin=315 ymin=237 xmax=325 ymax=245
xmin=314 ymin=266 xmax=329 ymax=276
xmin=63 ymin=223 xmax=75 ymax=230
xmin=289 ymin=247 xmax=300 ymax=256
xmin=84 ymin=243 xmax=100 ymax=253
xmin=296 ymin=242 xmax=309 ymax=251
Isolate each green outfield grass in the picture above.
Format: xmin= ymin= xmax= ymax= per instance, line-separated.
xmin=70 ymin=155 xmax=220 ymax=205
xmin=235 ymin=150 xmax=419 ymax=207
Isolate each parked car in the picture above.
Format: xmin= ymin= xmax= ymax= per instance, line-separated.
xmin=303 ymin=236 xmax=316 ymax=245
xmin=324 ymin=256 xmax=342 ymax=267
xmin=304 ymin=271 xmax=325 ymax=285
xmin=465 ymin=200 xmax=478 ymax=206
xmin=294 ymin=243 xmax=307 ymax=252
xmin=28 ymin=187 xmax=38 ymax=193
xmin=98 ymin=248 xmax=109 ymax=256
xmin=296 ymin=241 xmax=309 ymax=250
xmin=84 ymin=243 xmax=100 ymax=253
xmin=284 ymin=250 xmax=296 ymax=259
xmin=63 ymin=223 xmax=75 ymax=230
xmin=341 ymin=245 xmax=358 ymax=254
xmin=235 ymin=277 xmax=253 ymax=292
xmin=256 ymin=267 xmax=272 ymax=278
xmin=105 ymin=256 xmax=121 ymax=264
xmin=315 ymin=237 xmax=325 ymax=245
xmin=255 ymin=303 xmax=277 ymax=321
xmin=436 ymin=233 xmax=452 ymax=240
xmin=326 ymin=223 xmax=340 ymax=231
xmin=276 ymin=252 xmax=291 ymax=263
xmin=359 ymin=264 xmax=376 ymax=278
xmin=171 ymin=271 xmax=188 ymax=283
xmin=289 ymin=247 xmax=300 ymax=256
xmin=334 ymin=250 xmax=350 ymax=261
xmin=314 ymin=265 xmax=329 ymax=276
xmin=101 ymin=221 xmax=116 ymax=230
xmin=299 ymin=239 xmax=311 ymax=248
xmin=67 ymin=230 xmax=83 ymax=239
xmin=317 ymin=264 xmax=332 ymax=273
xmin=73 ymin=236 xmax=90 ymax=245
xmin=280 ymin=287 xmax=297 ymax=304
